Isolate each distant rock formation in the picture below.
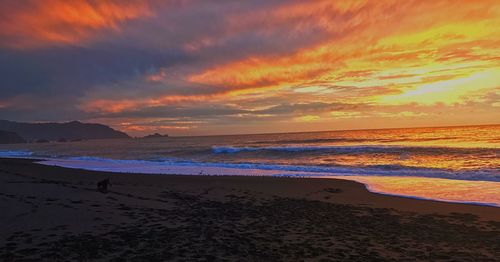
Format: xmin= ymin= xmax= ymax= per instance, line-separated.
xmin=0 ymin=120 xmax=130 ymax=141
xmin=142 ymin=133 xmax=169 ymax=139
xmin=0 ymin=130 xmax=27 ymax=144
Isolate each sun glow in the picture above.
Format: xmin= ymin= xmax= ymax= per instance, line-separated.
xmin=379 ymin=68 xmax=500 ymax=105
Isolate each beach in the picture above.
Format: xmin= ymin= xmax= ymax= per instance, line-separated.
xmin=3 ymin=0 xmax=500 ymax=260
xmin=1 ymin=158 xmax=499 ymax=261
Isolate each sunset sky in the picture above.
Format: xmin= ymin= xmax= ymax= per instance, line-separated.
xmin=1 ymin=0 xmax=499 ymax=136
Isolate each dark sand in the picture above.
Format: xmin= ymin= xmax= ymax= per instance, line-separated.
xmin=0 ymin=158 xmax=499 ymax=261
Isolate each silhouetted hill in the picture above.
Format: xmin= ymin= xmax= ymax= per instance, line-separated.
xmin=142 ymin=133 xmax=169 ymax=139
xmin=0 ymin=130 xmax=27 ymax=144
xmin=0 ymin=120 xmax=130 ymax=141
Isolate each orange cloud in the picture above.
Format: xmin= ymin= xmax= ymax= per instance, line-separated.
xmin=121 ymin=124 xmax=194 ymax=132
xmin=188 ymin=1 xmax=385 ymax=89
xmin=0 ymin=0 xmax=152 ymax=48
xmin=80 ymin=94 xmax=220 ymax=114
xmin=145 ymin=68 xmax=167 ymax=82
xmin=189 ymin=0 xmax=500 ymax=108
xmin=188 ymin=51 xmax=340 ymax=90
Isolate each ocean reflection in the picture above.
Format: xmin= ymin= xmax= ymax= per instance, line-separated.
xmin=328 ymin=176 xmax=500 ymax=207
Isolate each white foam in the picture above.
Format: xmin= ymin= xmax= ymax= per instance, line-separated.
xmin=40 ymin=158 xmax=314 ymax=177
xmin=38 ymin=156 xmax=500 ymax=182
xmin=211 ymin=145 xmax=498 ymax=154
xmin=0 ymin=150 xmax=34 ymax=157
xmin=212 ymin=145 xmax=406 ymax=154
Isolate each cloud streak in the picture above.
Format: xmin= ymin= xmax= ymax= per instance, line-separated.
xmin=0 ymin=0 xmax=155 ymax=48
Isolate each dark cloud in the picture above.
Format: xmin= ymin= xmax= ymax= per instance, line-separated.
xmin=0 ymin=45 xmax=193 ymax=122
xmin=258 ymin=102 xmax=367 ymax=115
xmin=87 ymin=101 xmax=368 ymax=122
xmin=1 ymin=45 xmax=189 ymax=94
xmin=97 ymin=104 xmax=248 ymax=119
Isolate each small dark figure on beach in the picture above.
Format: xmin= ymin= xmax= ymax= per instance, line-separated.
xmin=97 ymin=178 xmax=111 ymax=193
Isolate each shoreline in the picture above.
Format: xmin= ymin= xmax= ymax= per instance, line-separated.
xmin=4 ymin=156 xmax=500 ymax=210
xmin=321 ymin=176 xmax=500 ymax=208
xmin=31 ymin=156 xmax=500 ymax=208
xmin=2 ymin=157 xmax=499 ymax=220
xmin=1 ymin=157 xmax=499 ymax=260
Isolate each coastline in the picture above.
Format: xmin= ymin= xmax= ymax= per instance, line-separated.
xmin=3 ymin=157 xmax=500 ymax=219
xmin=322 ymin=176 xmax=500 ymax=208
xmin=35 ymin=156 xmax=500 ymax=208
xmin=1 ymin=157 xmax=499 ymax=260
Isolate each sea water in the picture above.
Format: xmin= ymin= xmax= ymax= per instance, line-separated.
xmin=1 ymin=125 xmax=499 ymax=206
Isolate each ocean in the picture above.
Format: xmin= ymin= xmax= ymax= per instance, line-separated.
xmin=1 ymin=125 xmax=499 ymax=206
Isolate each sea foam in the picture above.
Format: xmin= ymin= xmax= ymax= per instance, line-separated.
xmin=211 ymin=145 xmax=499 ymax=155
xmin=35 ymin=155 xmax=500 ymax=182
xmin=0 ymin=150 xmax=34 ymax=157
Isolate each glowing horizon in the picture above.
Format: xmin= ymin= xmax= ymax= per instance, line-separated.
xmin=0 ymin=0 xmax=499 ymax=136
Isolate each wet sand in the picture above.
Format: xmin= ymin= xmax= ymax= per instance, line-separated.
xmin=0 ymin=158 xmax=499 ymax=261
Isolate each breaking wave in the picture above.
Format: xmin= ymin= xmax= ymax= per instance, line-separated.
xmin=212 ymin=145 xmax=499 ymax=155
xmin=34 ymin=155 xmax=500 ymax=182
xmin=0 ymin=150 xmax=34 ymax=157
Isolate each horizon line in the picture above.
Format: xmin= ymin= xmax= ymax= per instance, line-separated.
xmin=2 ymin=119 xmax=498 ymax=138
xmin=167 ymin=123 xmax=500 ymax=138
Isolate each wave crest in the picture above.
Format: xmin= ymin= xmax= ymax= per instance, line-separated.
xmin=36 ymin=155 xmax=500 ymax=182
xmin=212 ymin=145 xmax=498 ymax=155
xmin=0 ymin=150 xmax=33 ymax=157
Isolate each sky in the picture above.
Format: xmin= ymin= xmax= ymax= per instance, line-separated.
xmin=0 ymin=0 xmax=499 ymax=136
